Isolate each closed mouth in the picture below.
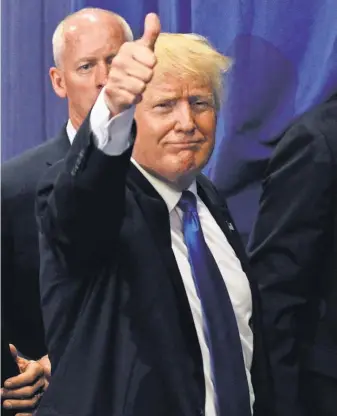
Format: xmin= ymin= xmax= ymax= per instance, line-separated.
xmin=167 ymin=140 xmax=204 ymax=146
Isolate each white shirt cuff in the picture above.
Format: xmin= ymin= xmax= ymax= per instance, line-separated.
xmin=90 ymin=88 xmax=135 ymax=156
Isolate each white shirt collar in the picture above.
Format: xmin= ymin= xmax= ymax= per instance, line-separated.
xmin=66 ymin=119 xmax=77 ymax=144
xmin=131 ymin=158 xmax=197 ymax=213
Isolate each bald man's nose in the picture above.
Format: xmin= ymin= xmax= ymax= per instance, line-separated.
xmin=96 ymin=63 xmax=109 ymax=89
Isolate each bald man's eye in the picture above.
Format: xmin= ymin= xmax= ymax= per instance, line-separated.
xmin=77 ymin=63 xmax=94 ymax=72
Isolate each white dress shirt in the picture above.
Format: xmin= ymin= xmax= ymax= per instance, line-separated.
xmin=67 ymin=88 xmax=255 ymax=415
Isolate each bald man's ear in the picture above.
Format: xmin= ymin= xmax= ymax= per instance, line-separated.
xmin=49 ymin=67 xmax=67 ymax=99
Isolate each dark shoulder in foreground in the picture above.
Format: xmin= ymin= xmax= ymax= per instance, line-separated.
xmin=2 ymin=128 xmax=69 ymax=197
xmin=288 ymin=92 xmax=337 ymax=143
xmin=271 ymin=92 xmax=337 ymax=158
xmin=300 ymin=92 xmax=337 ymax=137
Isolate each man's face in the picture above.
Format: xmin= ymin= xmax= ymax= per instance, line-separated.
xmin=133 ymin=73 xmax=217 ymax=189
xmin=51 ymin=13 xmax=126 ymax=129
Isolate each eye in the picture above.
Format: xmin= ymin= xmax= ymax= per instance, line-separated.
xmin=191 ymin=98 xmax=215 ymax=112
xmin=154 ymin=100 xmax=174 ymax=110
xmin=194 ymin=100 xmax=209 ymax=107
xmin=78 ymin=63 xmax=93 ymax=72
xmin=156 ymin=102 xmax=169 ymax=108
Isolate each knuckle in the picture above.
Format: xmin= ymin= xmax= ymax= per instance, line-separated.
xmin=25 ymin=386 xmax=35 ymax=397
xmin=121 ymin=41 xmax=133 ymax=52
xmin=111 ymin=54 xmax=123 ymax=68
xmin=118 ymin=42 xmax=135 ymax=60
xmin=38 ymin=376 xmax=46 ymax=386
xmin=126 ymin=95 xmax=135 ymax=105
xmin=104 ymin=86 xmax=114 ymax=98
xmin=137 ymin=80 xmax=146 ymax=92
xmin=31 ymin=363 xmax=40 ymax=372
xmin=145 ymin=69 xmax=153 ymax=82
xmin=29 ymin=362 xmax=39 ymax=373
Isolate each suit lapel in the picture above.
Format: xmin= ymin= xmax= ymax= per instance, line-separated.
xmin=197 ymin=175 xmax=251 ymax=273
xmin=127 ymin=164 xmax=202 ymax=343
xmin=127 ymin=164 xmax=204 ymax=414
xmin=197 ymin=175 xmax=270 ymax=399
xmin=46 ymin=125 xmax=71 ymax=166
xmin=196 ymin=175 xmax=262 ymax=335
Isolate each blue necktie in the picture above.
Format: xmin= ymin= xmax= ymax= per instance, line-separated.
xmin=178 ymin=190 xmax=251 ymax=416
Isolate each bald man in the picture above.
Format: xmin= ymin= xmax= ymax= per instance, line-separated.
xmin=1 ymin=8 xmax=133 ymax=413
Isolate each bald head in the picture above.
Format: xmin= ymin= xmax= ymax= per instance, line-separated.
xmin=49 ymin=8 xmax=133 ymax=130
xmin=52 ymin=8 xmax=133 ymax=68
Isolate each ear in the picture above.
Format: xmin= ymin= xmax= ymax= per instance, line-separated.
xmin=49 ymin=66 xmax=67 ymax=98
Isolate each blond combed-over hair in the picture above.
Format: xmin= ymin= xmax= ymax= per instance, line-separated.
xmin=154 ymin=33 xmax=232 ymax=110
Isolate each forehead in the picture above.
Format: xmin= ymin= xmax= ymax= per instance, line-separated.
xmin=62 ymin=15 xmax=125 ymax=61
xmin=145 ymin=72 xmax=213 ymax=98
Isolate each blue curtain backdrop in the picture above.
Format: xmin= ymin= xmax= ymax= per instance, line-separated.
xmin=2 ymin=0 xmax=337 ymax=240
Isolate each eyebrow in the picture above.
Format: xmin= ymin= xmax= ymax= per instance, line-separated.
xmin=152 ymin=93 xmax=214 ymax=102
xmin=189 ymin=94 xmax=214 ymax=101
xmin=75 ymin=53 xmax=116 ymax=66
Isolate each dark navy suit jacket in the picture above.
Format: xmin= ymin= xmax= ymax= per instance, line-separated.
xmin=248 ymin=94 xmax=337 ymax=416
xmin=1 ymin=129 xmax=69 ymax=359
xmin=36 ymin=116 xmax=273 ymax=416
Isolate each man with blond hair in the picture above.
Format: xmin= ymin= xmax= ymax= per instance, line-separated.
xmin=1 ymin=7 xmax=133 ymax=414
xmin=36 ymin=13 xmax=273 ymax=416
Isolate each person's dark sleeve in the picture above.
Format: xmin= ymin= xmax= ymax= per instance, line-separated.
xmin=247 ymin=121 xmax=335 ymax=416
xmin=36 ymin=114 xmax=133 ymax=278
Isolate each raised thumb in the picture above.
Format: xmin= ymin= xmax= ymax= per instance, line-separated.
xmin=139 ymin=13 xmax=161 ymax=50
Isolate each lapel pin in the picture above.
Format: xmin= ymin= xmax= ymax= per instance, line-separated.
xmin=226 ymin=221 xmax=235 ymax=231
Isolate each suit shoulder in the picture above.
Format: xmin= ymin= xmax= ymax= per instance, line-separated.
xmin=302 ymin=95 xmax=337 ymax=142
xmin=2 ymin=136 xmax=68 ymax=199
xmin=275 ymin=96 xmax=337 ymax=162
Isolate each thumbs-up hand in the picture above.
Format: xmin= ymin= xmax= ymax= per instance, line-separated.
xmin=104 ymin=13 xmax=161 ymax=116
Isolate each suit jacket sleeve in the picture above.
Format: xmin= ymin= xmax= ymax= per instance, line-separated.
xmin=36 ymin=114 xmax=133 ymax=277
xmin=247 ymin=119 xmax=335 ymax=416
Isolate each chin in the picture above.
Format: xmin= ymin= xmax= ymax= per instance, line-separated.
xmin=165 ymin=161 xmax=201 ymax=189
xmin=178 ymin=151 xmax=209 ymax=173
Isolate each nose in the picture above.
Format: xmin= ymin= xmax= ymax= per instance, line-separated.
xmin=96 ymin=62 xmax=109 ymax=89
xmin=174 ymin=102 xmax=196 ymax=134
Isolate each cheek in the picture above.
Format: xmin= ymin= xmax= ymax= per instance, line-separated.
xmin=199 ymin=140 xmax=215 ymax=164
xmin=65 ymin=74 xmax=95 ymax=97
xmin=200 ymin=112 xmax=216 ymax=133
xmin=199 ymin=116 xmax=216 ymax=149
xmin=135 ymin=113 xmax=173 ymax=147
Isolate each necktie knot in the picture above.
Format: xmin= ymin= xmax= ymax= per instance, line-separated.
xmin=178 ymin=190 xmax=197 ymax=213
